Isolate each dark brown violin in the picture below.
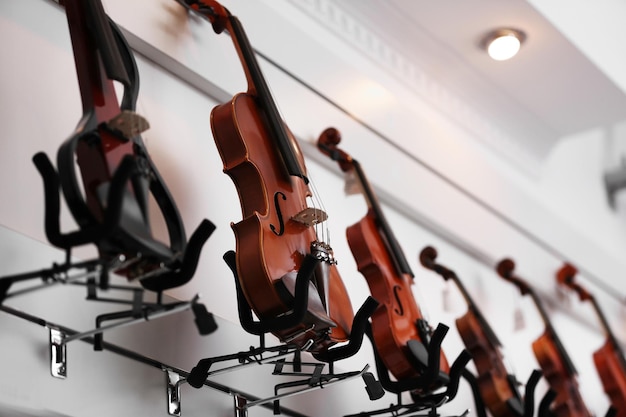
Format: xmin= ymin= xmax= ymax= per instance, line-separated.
xmin=420 ymin=246 xmax=524 ymax=417
xmin=317 ymin=127 xmax=449 ymax=387
xmin=35 ymin=0 xmax=212 ymax=291
xmin=497 ymin=259 xmax=592 ymax=417
xmin=179 ymin=1 xmax=353 ymax=351
xmin=557 ymin=264 xmax=626 ymax=416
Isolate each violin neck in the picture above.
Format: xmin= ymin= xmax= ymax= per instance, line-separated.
xmin=589 ymin=296 xmax=624 ymax=355
xmin=351 ymin=159 xmax=414 ymax=277
xmin=226 ymin=14 xmax=308 ymax=183
xmin=65 ymin=0 xmax=127 ymax=117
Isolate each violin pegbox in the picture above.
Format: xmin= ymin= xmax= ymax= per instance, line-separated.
xmin=316 ymin=127 xmax=363 ymax=196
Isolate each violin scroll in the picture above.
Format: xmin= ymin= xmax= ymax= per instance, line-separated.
xmin=419 ymin=246 xmax=438 ymax=269
xmin=556 ymin=263 xmax=591 ymax=302
xmin=317 ymin=127 xmax=353 ymax=172
xmin=419 ymin=246 xmax=453 ymax=281
xmin=496 ymin=259 xmax=530 ymax=296
xmin=496 ymin=258 xmax=515 ymax=279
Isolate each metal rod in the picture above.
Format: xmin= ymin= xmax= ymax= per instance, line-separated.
xmin=203 ymin=350 xmax=296 ymax=379
xmin=4 ymin=268 xmax=102 ymax=300
xmin=242 ymin=365 xmax=369 ymax=409
xmin=0 ymin=303 xmax=309 ymax=417
xmin=60 ymin=296 xmax=198 ymax=345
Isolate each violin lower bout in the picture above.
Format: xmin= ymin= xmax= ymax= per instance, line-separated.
xmin=594 ymin=341 xmax=626 ymax=417
xmin=456 ymin=313 xmax=522 ymax=417
xmin=532 ymin=333 xmax=591 ymax=417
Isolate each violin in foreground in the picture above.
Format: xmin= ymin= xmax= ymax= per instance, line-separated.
xmin=177 ymin=0 xmax=375 ymax=354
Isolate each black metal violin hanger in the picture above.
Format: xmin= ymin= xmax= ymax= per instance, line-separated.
xmin=30 ymin=0 xmax=214 ymax=293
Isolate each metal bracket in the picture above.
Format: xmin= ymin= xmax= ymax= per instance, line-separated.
xmin=343 ymin=395 xmax=472 ymax=417
xmin=49 ymin=326 xmax=66 ymax=379
xmin=45 ymin=295 xmax=200 ymax=378
xmin=164 ymin=368 xmax=183 ymax=416
xmin=234 ymin=395 xmax=248 ymax=417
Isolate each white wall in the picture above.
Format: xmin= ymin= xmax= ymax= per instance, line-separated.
xmin=1 ymin=0 xmax=626 ymax=416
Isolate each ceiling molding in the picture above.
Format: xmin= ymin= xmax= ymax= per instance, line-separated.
xmin=288 ymin=0 xmax=543 ymax=177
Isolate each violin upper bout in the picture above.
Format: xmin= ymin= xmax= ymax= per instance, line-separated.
xmin=532 ymin=334 xmax=563 ymax=375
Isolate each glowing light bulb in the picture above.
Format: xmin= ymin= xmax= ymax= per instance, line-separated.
xmin=482 ymin=29 xmax=526 ymax=61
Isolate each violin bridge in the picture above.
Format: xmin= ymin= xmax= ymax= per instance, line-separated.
xmin=106 ymin=110 xmax=150 ymax=139
xmin=291 ymin=208 xmax=327 ymax=227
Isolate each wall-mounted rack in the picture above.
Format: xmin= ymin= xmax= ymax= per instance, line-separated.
xmin=0 ymin=303 xmax=375 ymax=417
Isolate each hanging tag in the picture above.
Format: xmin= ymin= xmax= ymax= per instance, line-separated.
xmin=512 ymin=285 xmax=525 ymax=331
xmin=513 ymin=305 xmax=525 ymax=331
xmin=344 ymin=170 xmax=362 ymax=196
xmin=556 ymin=283 xmax=571 ymax=307
xmin=442 ymin=281 xmax=453 ymax=313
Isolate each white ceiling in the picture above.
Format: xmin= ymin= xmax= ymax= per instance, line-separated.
xmin=327 ymin=0 xmax=626 ymax=167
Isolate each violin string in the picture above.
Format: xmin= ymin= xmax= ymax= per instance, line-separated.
xmin=265 ymin=75 xmax=329 ymax=246
xmin=307 ymin=170 xmax=330 ymax=246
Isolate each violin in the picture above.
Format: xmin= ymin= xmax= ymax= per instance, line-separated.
xmin=317 ymin=127 xmax=449 ymax=388
xmin=420 ymin=246 xmax=524 ymax=417
xmin=557 ymin=263 xmax=626 ymax=416
xmin=45 ymin=0 xmax=205 ymax=290
xmin=178 ymin=0 xmax=354 ymax=351
xmin=497 ymin=259 xmax=592 ymax=417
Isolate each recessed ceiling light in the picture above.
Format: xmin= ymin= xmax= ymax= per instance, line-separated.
xmin=482 ymin=28 xmax=526 ymax=61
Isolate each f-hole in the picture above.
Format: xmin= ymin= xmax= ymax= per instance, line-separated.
xmin=393 ymin=285 xmax=405 ymax=316
xmin=270 ymin=192 xmax=286 ymax=236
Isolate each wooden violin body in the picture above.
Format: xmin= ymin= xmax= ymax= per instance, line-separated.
xmin=185 ymin=0 xmax=353 ymax=351
xmin=594 ymin=340 xmax=626 ymax=414
xmin=348 ymin=212 xmax=447 ymax=381
xmin=212 ymin=94 xmax=352 ymax=349
xmin=557 ymin=263 xmax=626 ymax=416
xmin=421 ymin=246 xmax=522 ymax=417
xmin=532 ymin=332 xmax=590 ymax=417
xmin=456 ymin=311 xmax=522 ymax=416
xmin=497 ymin=259 xmax=592 ymax=417
xmin=318 ymin=127 xmax=449 ymax=390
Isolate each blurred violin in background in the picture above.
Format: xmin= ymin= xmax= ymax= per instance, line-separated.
xmin=557 ymin=263 xmax=626 ymax=417
xmin=497 ymin=259 xmax=592 ymax=417
xmin=421 ymin=246 xmax=537 ymax=417
xmin=318 ymin=127 xmax=451 ymax=393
